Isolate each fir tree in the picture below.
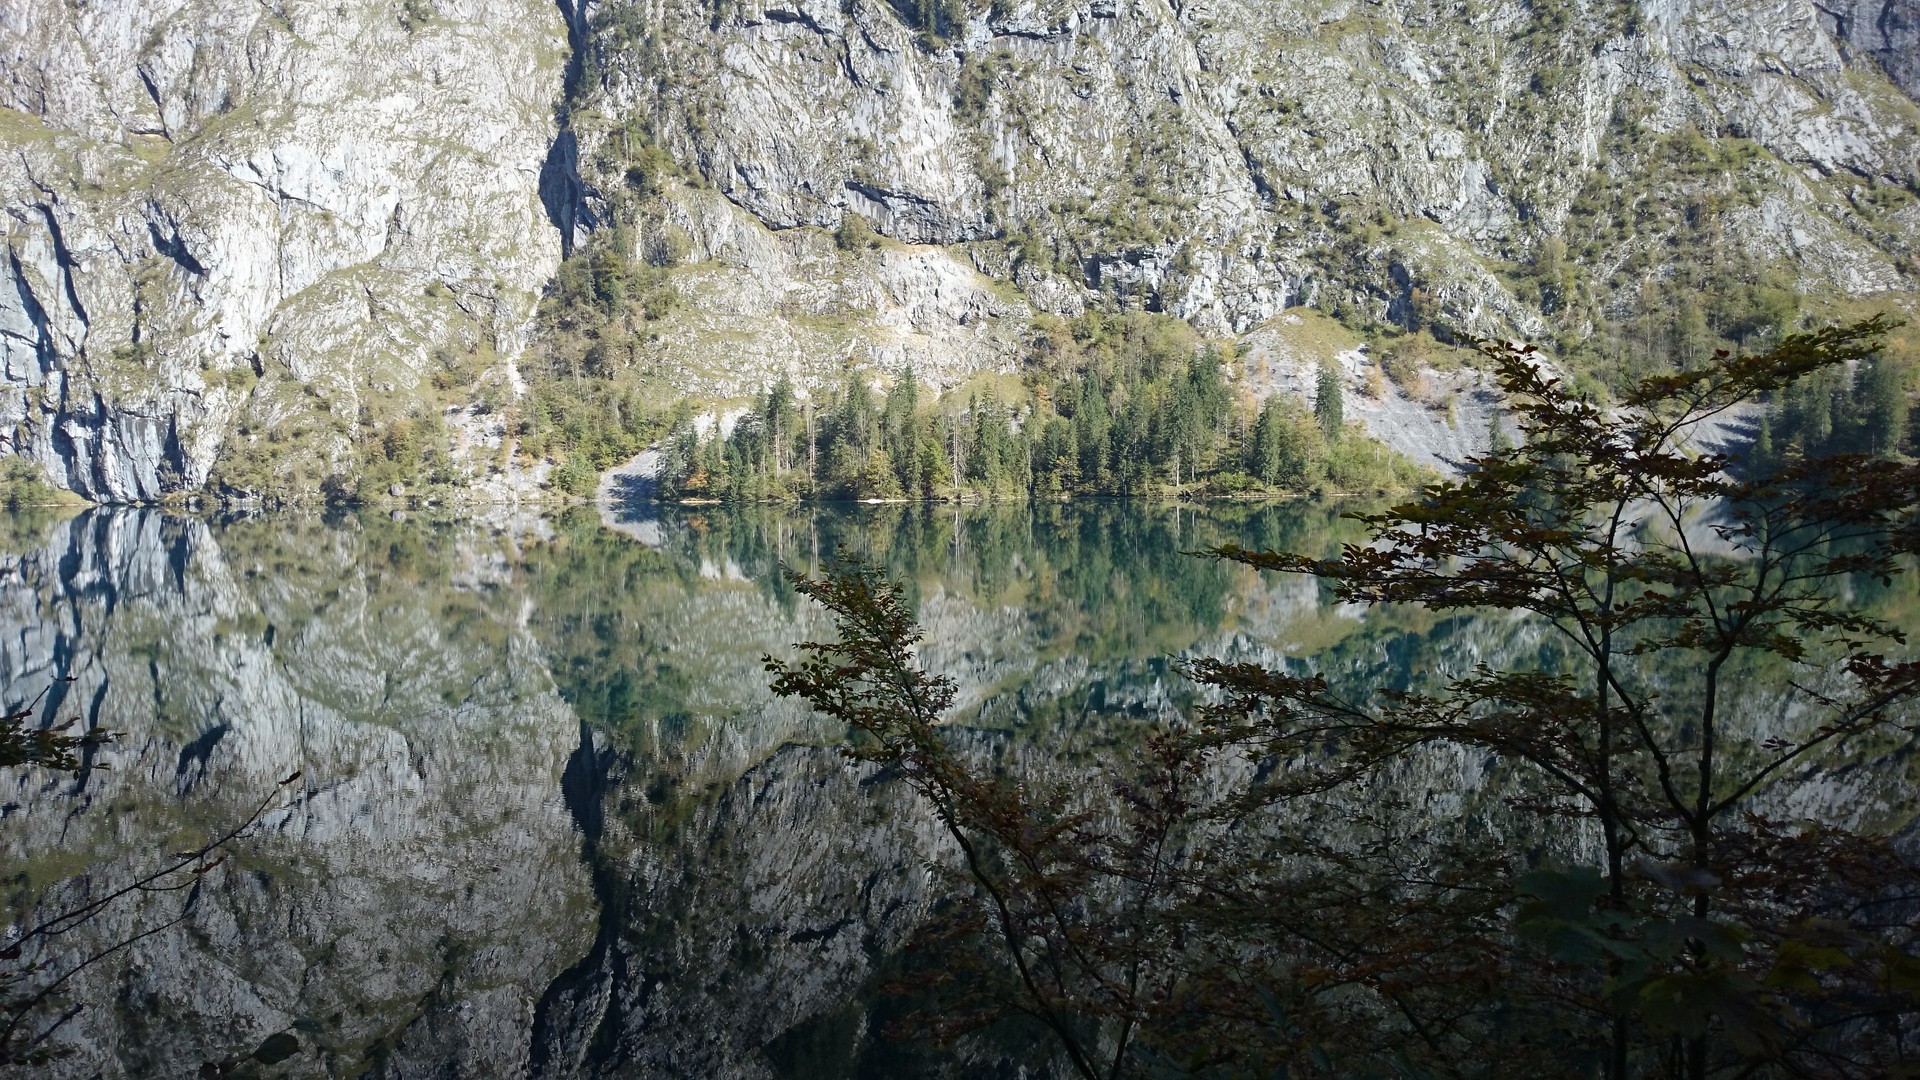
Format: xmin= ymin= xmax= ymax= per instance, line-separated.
xmin=1314 ymin=363 xmax=1345 ymax=440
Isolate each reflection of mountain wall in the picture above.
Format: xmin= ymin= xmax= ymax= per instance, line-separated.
xmin=5 ymin=501 xmax=1908 ymax=1075
xmin=531 ymin=739 xmax=1028 ymax=1078
xmin=0 ymin=501 xmax=1371 ymax=1074
xmin=0 ymin=507 xmax=1118 ymax=1077
xmin=0 ymin=510 xmax=594 ymax=1077
xmin=444 ymin=499 xmax=1920 ymax=1075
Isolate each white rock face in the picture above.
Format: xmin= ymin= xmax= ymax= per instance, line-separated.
xmin=1834 ymin=0 xmax=1920 ymax=96
xmin=0 ymin=0 xmax=569 ymax=501
xmin=579 ymin=0 xmax=1916 ymax=333
xmin=1241 ymin=312 xmax=1507 ymax=475
xmin=3 ymin=0 xmax=1917 ymax=498
xmin=632 ymin=186 xmax=1032 ymax=394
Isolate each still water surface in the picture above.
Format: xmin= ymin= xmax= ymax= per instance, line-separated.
xmin=6 ymin=499 xmax=1883 ymax=1078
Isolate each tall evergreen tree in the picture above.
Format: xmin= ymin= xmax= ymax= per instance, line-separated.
xmin=764 ymin=376 xmax=799 ymax=476
xmin=1314 ymin=363 xmax=1345 ymax=440
xmin=883 ymin=368 xmax=920 ymax=489
xmin=1249 ymin=398 xmax=1286 ymax=486
xmin=1075 ymin=373 xmax=1111 ymax=489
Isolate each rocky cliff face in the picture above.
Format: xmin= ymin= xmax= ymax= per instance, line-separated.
xmin=3 ymin=0 xmax=1916 ymax=497
xmin=1 ymin=0 xmax=569 ymax=501
xmin=575 ymin=0 xmax=1918 ymax=332
xmin=1810 ymin=0 xmax=1920 ymax=98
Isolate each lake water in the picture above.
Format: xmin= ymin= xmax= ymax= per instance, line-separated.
xmin=0 ymin=500 xmax=1384 ymax=1078
xmin=1 ymin=501 xmax=1906 ymax=1078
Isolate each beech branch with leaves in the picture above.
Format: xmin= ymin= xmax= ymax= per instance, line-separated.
xmin=1200 ymin=316 xmax=1920 ymax=1079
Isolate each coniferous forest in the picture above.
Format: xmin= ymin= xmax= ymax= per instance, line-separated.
xmin=653 ymin=314 xmax=1424 ymax=503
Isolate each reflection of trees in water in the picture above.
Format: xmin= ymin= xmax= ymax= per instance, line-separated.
xmin=764 ymin=325 xmax=1920 ymax=1079
xmin=528 ymin=500 xmax=1380 ymax=769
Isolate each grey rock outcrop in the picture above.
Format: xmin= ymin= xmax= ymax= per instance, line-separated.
xmin=625 ymin=186 xmax=1034 ymax=395
xmin=0 ymin=0 xmax=569 ymax=501
xmin=581 ymin=0 xmax=1918 ymax=336
xmin=1809 ymin=0 xmax=1920 ymax=97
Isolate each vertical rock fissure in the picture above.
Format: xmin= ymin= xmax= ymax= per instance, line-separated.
xmin=32 ymin=202 xmax=88 ymax=332
xmin=540 ymin=0 xmax=596 ymax=257
xmin=4 ymin=245 xmax=57 ymax=378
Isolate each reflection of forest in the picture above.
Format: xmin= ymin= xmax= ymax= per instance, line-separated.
xmin=0 ymin=503 xmax=1910 ymax=1076
xmin=543 ymin=500 xmax=1374 ymax=768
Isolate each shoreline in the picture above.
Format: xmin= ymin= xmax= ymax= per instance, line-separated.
xmin=0 ymin=488 xmax=1404 ymax=514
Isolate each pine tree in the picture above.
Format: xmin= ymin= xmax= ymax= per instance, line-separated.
xmin=858 ymin=446 xmax=902 ymax=499
xmin=883 ymin=368 xmax=920 ymax=489
xmin=1075 ymin=374 xmax=1111 ymax=490
xmin=765 ymin=376 xmax=798 ymax=476
xmin=1488 ymin=413 xmax=1512 ymax=456
xmin=836 ymin=374 xmax=876 ymax=462
xmin=1250 ymin=398 xmax=1284 ymax=487
xmin=1248 ymin=397 xmax=1313 ymax=489
xmin=1314 ymin=363 xmax=1345 ymax=441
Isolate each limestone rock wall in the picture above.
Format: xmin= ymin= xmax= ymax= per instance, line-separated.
xmin=0 ymin=0 xmax=569 ymax=501
xmin=3 ymin=0 xmax=1918 ymax=498
xmin=576 ymin=0 xmax=1917 ymax=337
